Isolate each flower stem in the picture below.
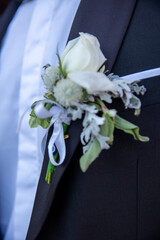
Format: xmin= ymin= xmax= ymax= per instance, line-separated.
xmin=96 ymin=98 xmax=108 ymax=113
xmin=45 ymin=158 xmax=56 ymax=184
xmin=45 ymin=122 xmax=69 ymax=184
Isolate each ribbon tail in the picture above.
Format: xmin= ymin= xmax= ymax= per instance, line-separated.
xmin=48 ymin=122 xmax=66 ymax=166
xmin=55 ymin=124 xmax=66 ymax=165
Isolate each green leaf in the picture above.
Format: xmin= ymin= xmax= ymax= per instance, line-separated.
xmin=29 ymin=104 xmax=52 ymax=129
xmin=82 ymin=88 xmax=88 ymax=100
xmin=115 ymin=115 xmax=149 ymax=142
xmin=88 ymin=102 xmax=101 ymax=111
xmin=44 ymin=102 xmax=53 ymax=111
xmin=100 ymin=113 xmax=115 ymax=144
xmin=44 ymin=93 xmax=56 ymax=101
xmin=80 ymin=112 xmax=115 ymax=172
xmin=62 ymin=122 xmax=68 ymax=132
xmin=30 ymin=108 xmax=37 ymax=117
xmin=80 ymin=138 xmax=101 ymax=172
xmin=37 ymin=117 xmax=51 ymax=129
xmin=29 ymin=116 xmax=39 ymax=128
xmin=57 ymin=53 xmax=66 ymax=78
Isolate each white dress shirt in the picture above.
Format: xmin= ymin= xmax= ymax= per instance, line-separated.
xmin=0 ymin=0 xmax=80 ymax=239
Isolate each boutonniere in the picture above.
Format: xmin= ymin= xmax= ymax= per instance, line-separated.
xmin=29 ymin=32 xmax=149 ymax=184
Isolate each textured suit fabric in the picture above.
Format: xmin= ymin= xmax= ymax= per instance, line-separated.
xmin=33 ymin=0 xmax=160 ymax=239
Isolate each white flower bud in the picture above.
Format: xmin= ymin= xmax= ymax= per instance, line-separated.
xmin=42 ymin=66 xmax=60 ymax=92
xmin=54 ymin=79 xmax=83 ymax=107
xmin=61 ymin=32 xmax=106 ymax=73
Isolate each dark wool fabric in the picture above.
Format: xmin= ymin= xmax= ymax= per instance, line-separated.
xmin=1 ymin=0 xmax=160 ymax=239
xmin=28 ymin=0 xmax=160 ymax=239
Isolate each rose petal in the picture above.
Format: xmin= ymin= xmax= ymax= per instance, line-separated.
xmin=68 ymin=71 xmax=117 ymax=94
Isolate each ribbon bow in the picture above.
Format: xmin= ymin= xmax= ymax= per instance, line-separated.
xmin=34 ymin=100 xmax=71 ymax=166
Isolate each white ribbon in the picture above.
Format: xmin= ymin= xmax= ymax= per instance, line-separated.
xmin=121 ymin=67 xmax=160 ymax=82
xmin=34 ymin=100 xmax=71 ymax=166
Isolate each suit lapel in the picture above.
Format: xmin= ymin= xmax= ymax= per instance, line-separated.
xmin=26 ymin=0 xmax=136 ymax=239
xmin=0 ymin=0 xmax=23 ymax=47
xmin=26 ymin=120 xmax=82 ymax=240
xmin=68 ymin=0 xmax=137 ymax=72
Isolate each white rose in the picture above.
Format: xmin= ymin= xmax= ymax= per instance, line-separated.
xmin=61 ymin=32 xmax=106 ymax=73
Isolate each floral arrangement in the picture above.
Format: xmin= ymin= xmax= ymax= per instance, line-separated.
xmin=29 ymin=33 xmax=149 ymax=184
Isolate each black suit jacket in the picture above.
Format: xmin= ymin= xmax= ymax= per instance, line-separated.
xmin=26 ymin=0 xmax=160 ymax=239
xmin=1 ymin=0 xmax=160 ymax=240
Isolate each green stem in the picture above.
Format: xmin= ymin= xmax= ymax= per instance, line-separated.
xmin=45 ymin=122 xmax=69 ymax=184
xmin=96 ymin=98 xmax=108 ymax=113
xmin=56 ymin=53 xmax=67 ymax=78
